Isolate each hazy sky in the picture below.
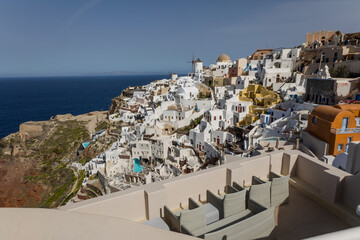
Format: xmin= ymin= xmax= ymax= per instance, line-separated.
xmin=0 ymin=0 xmax=359 ymax=76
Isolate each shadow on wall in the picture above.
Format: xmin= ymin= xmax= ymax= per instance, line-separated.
xmin=340 ymin=174 xmax=360 ymax=211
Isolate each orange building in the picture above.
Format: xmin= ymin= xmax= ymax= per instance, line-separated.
xmin=307 ymin=104 xmax=360 ymax=156
xmin=249 ymin=49 xmax=272 ymax=60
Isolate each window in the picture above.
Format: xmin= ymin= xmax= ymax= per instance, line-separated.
xmin=312 ymin=117 xmax=317 ymax=124
xmin=220 ymin=116 xmax=222 ymax=120
xmin=341 ymin=118 xmax=349 ymax=130
xmin=356 ymin=118 xmax=360 ymax=127
xmin=337 ymin=144 xmax=343 ymax=151
xmin=214 ymin=116 xmax=216 ymax=121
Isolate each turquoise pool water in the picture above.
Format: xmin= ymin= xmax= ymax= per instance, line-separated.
xmin=133 ymin=158 xmax=144 ymax=173
xmin=82 ymin=142 xmax=91 ymax=148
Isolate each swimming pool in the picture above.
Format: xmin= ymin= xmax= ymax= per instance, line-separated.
xmin=133 ymin=158 xmax=144 ymax=173
xmin=82 ymin=141 xmax=91 ymax=148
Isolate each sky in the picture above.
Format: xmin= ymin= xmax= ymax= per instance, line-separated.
xmin=0 ymin=0 xmax=359 ymax=77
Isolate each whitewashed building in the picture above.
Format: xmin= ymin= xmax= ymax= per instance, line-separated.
xmin=131 ymin=140 xmax=151 ymax=160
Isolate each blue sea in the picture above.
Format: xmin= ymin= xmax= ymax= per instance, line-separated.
xmin=0 ymin=75 xmax=167 ymax=138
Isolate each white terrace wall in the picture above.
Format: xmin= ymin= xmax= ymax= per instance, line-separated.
xmin=64 ymin=152 xmax=288 ymax=220
xmin=294 ymin=154 xmax=350 ymax=203
xmin=292 ymin=153 xmax=360 ymax=225
xmin=0 ymin=208 xmax=197 ymax=240
xmin=341 ymin=174 xmax=360 ymax=211
xmin=164 ymin=167 xmax=228 ymax=210
xmin=228 ymin=155 xmax=271 ymax=187
xmin=269 ymin=151 xmax=297 ymax=176
xmin=301 ymin=131 xmax=329 ymax=159
xmin=63 ymin=150 xmax=360 ymax=224
xmin=64 ymin=187 xmax=147 ymax=222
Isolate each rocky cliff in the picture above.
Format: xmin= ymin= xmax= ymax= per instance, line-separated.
xmin=109 ymin=95 xmax=123 ymax=114
xmin=109 ymin=87 xmax=137 ymax=114
xmin=0 ymin=111 xmax=109 ymax=207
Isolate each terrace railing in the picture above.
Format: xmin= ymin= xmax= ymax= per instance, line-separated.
xmin=330 ymin=128 xmax=360 ymax=134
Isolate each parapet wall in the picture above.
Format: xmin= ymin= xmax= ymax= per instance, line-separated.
xmin=301 ymin=131 xmax=329 ymax=159
xmin=62 ymin=150 xmax=360 ymax=225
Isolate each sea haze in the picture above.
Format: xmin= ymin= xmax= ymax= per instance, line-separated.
xmin=0 ymin=75 xmax=167 ymax=138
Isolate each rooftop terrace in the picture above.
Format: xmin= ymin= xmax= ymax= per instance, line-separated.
xmin=276 ymin=186 xmax=350 ymax=239
xmin=1 ymin=150 xmax=359 ymax=239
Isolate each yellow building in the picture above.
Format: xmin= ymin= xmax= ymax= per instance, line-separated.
xmin=237 ymin=84 xmax=281 ymax=125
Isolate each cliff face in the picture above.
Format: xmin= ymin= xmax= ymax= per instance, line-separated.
xmin=0 ymin=111 xmax=108 ymax=207
xmin=109 ymin=96 xmax=123 ymax=114
xmin=109 ymin=87 xmax=136 ymax=114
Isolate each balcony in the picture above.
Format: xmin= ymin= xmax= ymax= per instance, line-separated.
xmin=330 ymin=128 xmax=360 ymax=134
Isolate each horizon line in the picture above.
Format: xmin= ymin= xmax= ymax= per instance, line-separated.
xmin=0 ymin=72 xmax=189 ymax=78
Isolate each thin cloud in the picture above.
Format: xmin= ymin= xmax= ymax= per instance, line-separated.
xmin=63 ymin=0 xmax=105 ymax=29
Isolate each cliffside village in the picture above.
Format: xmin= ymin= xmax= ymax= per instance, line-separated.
xmin=70 ymin=30 xmax=360 ymax=202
